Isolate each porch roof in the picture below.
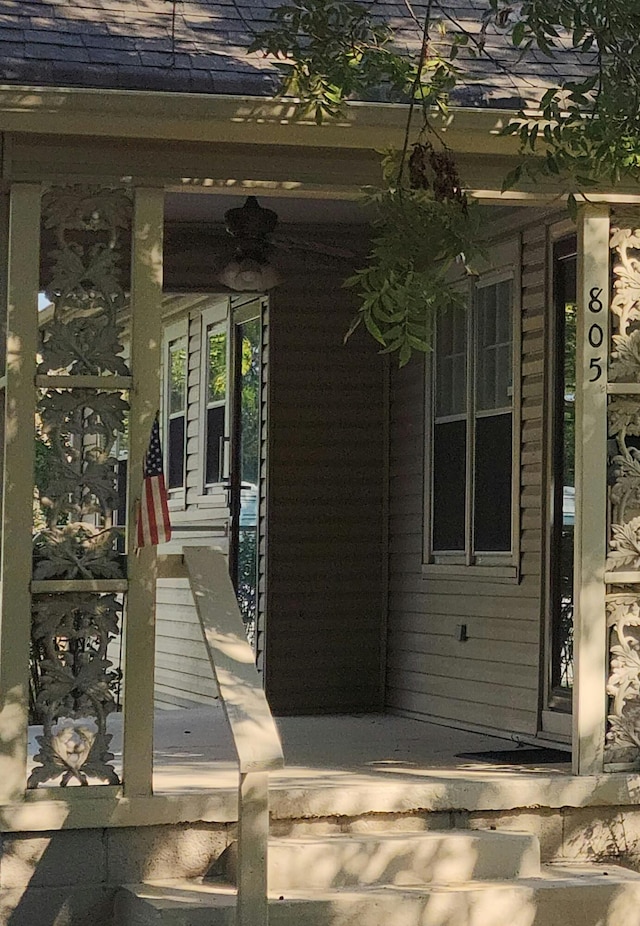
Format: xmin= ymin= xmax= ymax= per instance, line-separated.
xmin=0 ymin=0 xmax=593 ymax=110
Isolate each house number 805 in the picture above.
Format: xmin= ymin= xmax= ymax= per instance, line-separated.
xmin=587 ymin=286 xmax=604 ymax=382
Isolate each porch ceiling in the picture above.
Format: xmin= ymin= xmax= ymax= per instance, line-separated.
xmin=164 ymin=191 xmax=372 ymax=225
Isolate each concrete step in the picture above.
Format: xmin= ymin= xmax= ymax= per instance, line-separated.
xmin=115 ymin=865 xmax=640 ymax=926
xmin=262 ymin=830 xmax=540 ymax=889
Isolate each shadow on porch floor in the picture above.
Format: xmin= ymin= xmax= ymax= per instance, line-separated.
xmin=30 ymin=709 xmax=640 ymax=817
xmin=135 ymin=706 xmax=576 ymax=813
xmin=146 ymin=707 xmax=573 ymax=792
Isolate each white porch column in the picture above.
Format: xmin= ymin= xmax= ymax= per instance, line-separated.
xmin=573 ymin=204 xmax=610 ymax=775
xmin=122 ymin=187 xmax=164 ymax=796
xmin=0 ymin=184 xmax=41 ymax=801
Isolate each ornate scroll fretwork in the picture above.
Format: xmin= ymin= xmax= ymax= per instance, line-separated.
xmin=605 ymin=592 xmax=640 ymax=765
xmin=610 ymin=226 xmax=640 ymax=383
xmin=39 ymin=186 xmax=131 ymax=376
xmin=29 ymin=594 xmax=121 ymax=787
xmin=606 ymin=222 xmax=640 ymax=767
xmin=607 ymin=397 xmax=640 ymax=572
xmin=37 ymin=388 xmax=128 ymax=532
xmin=30 ymin=186 xmax=132 ymax=788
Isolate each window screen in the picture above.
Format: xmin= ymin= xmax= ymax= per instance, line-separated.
xmin=204 ymin=327 xmax=227 ymax=487
xmin=430 ymin=278 xmax=514 ymax=559
xmin=432 ymin=305 xmax=467 ymax=552
xmin=167 ymin=337 xmax=187 ymax=490
xmin=474 ymin=280 xmax=513 ymax=553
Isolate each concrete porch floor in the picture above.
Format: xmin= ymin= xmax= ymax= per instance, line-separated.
xmin=24 ymin=707 xmax=640 ymax=822
xmin=143 ymin=709 xmax=640 ymax=818
xmin=150 ymin=706 xmax=573 ymax=788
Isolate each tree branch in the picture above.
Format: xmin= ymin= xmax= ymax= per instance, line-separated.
xmin=397 ymin=0 xmax=434 ymax=188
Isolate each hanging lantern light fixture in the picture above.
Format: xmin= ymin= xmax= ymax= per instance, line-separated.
xmin=218 ymin=196 xmax=282 ymax=292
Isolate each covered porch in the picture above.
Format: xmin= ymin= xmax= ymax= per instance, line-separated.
xmin=2 ymin=91 xmax=640 ymax=924
xmin=0 ymin=120 xmax=638 ymax=777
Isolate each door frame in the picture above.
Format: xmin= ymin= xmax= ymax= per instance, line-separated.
xmin=541 ymin=220 xmax=577 ymax=739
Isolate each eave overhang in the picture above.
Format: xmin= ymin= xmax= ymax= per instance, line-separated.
xmin=1 ymin=85 xmax=639 ymax=203
xmin=0 ymin=85 xmax=519 ymax=155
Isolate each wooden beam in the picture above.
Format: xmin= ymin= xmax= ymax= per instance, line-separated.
xmin=184 ymin=545 xmax=283 ymax=926
xmin=0 ymin=183 xmax=41 ymax=802
xmin=122 ymin=187 xmax=164 ymax=798
xmin=35 ymin=375 xmax=132 ymax=391
xmin=183 ymin=546 xmax=284 ymax=774
xmin=237 ymin=771 xmax=269 ymax=926
xmin=572 ymin=204 xmax=610 ymax=776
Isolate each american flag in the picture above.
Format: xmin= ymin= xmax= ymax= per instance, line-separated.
xmin=136 ymin=413 xmax=172 ymax=548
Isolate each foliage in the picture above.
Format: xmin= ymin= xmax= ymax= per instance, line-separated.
xmin=34 ymin=436 xmax=55 ymax=500
xmin=250 ymin=0 xmax=640 ymax=358
xmin=248 ymin=0 xmax=459 ymax=123
xmin=491 ymin=0 xmax=640 ymax=199
xmin=345 ymin=178 xmax=482 ymax=361
xmin=250 ymin=1 xmax=479 ymax=364
xmin=207 ymin=330 xmax=227 ymax=402
xmin=557 ymin=526 xmax=574 ymax=689
xmin=237 ymin=528 xmax=257 ymax=643
xmin=239 ymin=319 xmax=261 ymax=484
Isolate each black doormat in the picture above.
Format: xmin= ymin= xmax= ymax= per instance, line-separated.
xmin=456 ymin=747 xmax=570 ymax=765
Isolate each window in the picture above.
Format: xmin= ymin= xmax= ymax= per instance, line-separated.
xmin=204 ymin=324 xmax=228 ymax=487
xmin=428 ymin=275 xmax=516 ymax=566
xmin=164 ymin=323 xmax=188 ymax=494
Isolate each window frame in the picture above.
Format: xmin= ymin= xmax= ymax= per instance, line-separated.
xmin=196 ymin=299 xmax=231 ymax=505
xmin=423 ymin=247 xmax=522 ymax=582
xmin=162 ymin=317 xmax=189 ymax=510
xmin=200 ymin=305 xmax=231 ymax=496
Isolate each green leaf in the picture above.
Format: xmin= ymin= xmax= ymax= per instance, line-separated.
xmin=501 ymin=165 xmax=523 ymax=192
xmin=363 ymin=312 xmax=385 ymax=345
xmin=512 ymin=21 xmax=526 ymax=47
xmin=398 ymin=341 xmax=412 ymax=367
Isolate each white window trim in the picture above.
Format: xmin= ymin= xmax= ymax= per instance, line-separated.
xmin=422 ymin=244 xmax=522 ymax=582
xmin=196 ymin=299 xmax=230 ymax=505
xmin=162 ymin=317 xmax=189 ymax=511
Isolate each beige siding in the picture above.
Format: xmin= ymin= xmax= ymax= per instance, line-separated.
xmin=264 ymin=235 xmax=386 ymax=714
xmin=154 ymin=581 xmax=219 ymax=710
xmin=134 ymin=223 xmax=384 ymax=716
xmin=386 ymin=217 xmax=551 ymax=736
xmin=153 ymin=293 xmax=268 ymax=708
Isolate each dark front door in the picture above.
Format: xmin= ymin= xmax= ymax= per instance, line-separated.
xmin=547 ymin=236 xmax=577 ymax=716
xmin=228 ymin=302 xmax=263 ymax=647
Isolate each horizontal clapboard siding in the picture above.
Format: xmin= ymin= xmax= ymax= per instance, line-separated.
xmin=154 ymin=580 xmax=218 ymax=709
xmin=153 ymin=293 xmax=227 ymax=708
xmin=152 ymin=286 xmax=266 ymax=708
xmin=386 ymin=221 xmax=549 ymax=736
xmin=264 ymin=234 xmax=385 ymax=714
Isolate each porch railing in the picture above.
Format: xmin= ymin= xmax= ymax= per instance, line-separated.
xmin=171 ymin=546 xmax=284 ymax=926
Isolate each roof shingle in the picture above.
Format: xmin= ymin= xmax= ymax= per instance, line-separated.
xmin=0 ymin=0 xmax=594 ymax=107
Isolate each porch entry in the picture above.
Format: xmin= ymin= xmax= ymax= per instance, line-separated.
xmin=163 ymin=293 xmax=264 ymax=646
xmin=544 ymin=235 xmax=577 ymax=728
